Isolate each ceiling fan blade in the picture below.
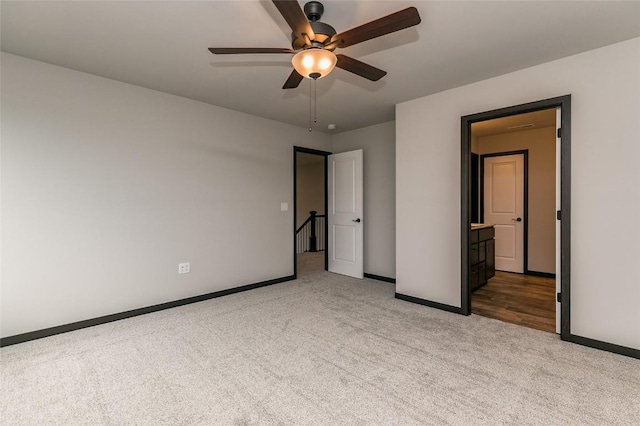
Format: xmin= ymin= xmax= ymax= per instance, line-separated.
xmin=336 ymin=54 xmax=387 ymax=81
xmin=272 ymin=0 xmax=315 ymax=44
xmin=209 ymin=47 xmax=294 ymax=55
xmin=331 ymin=7 xmax=421 ymax=48
xmin=283 ymin=69 xmax=304 ymax=89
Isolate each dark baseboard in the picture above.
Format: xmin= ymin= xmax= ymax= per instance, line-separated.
xmin=7 ymin=275 xmax=636 ymax=361
xmin=395 ymin=293 xmax=465 ymax=315
xmin=526 ymin=270 xmax=556 ymax=278
xmin=0 ymin=275 xmax=295 ymax=347
xmin=566 ymin=334 xmax=640 ymax=360
xmin=364 ymin=273 xmax=396 ymax=284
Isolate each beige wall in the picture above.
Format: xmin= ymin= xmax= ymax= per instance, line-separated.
xmin=471 ymin=135 xmax=480 ymax=154
xmin=1 ymin=53 xmax=332 ymax=338
xmin=296 ymin=154 xmax=324 ymax=228
xmin=477 ymin=127 xmax=556 ymax=274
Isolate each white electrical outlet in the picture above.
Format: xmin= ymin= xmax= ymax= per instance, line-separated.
xmin=178 ymin=262 xmax=190 ymax=274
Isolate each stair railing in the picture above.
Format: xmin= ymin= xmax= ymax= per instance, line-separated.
xmin=296 ymin=210 xmax=326 ymax=253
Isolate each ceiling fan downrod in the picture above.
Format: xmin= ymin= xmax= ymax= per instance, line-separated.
xmin=304 ymin=1 xmax=324 ymax=22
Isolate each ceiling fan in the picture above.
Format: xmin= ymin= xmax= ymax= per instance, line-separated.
xmin=208 ymin=1 xmax=421 ymax=89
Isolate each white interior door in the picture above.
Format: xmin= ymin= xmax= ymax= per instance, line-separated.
xmin=484 ymin=154 xmax=525 ymax=273
xmin=328 ymin=149 xmax=363 ymax=279
xmin=555 ymin=107 xmax=562 ymax=334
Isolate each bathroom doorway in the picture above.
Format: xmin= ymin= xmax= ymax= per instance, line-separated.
xmin=461 ymin=96 xmax=571 ymax=339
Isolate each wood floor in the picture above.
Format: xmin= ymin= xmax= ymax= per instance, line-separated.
xmin=472 ymin=271 xmax=556 ymax=333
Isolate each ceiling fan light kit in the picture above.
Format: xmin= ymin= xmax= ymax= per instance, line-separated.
xmin=291 ymin=48 xmax=337 ymax=79
xmin=209 ymin=1 xmax=421 ymax=128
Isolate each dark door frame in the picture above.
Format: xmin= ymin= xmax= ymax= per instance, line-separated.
xmin=293 ymin=146 xmax=331 ymax=278
xmin=479 ymin=150 xmax=529 ymax=274
xmin=461 ymin=95 xmax=571 ymax=341
xmin=470 ymin=153 xmax=479 ymax=223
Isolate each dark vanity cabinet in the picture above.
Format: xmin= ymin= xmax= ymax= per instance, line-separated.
xmin=470 ymin=226 xmax=495 ymax=292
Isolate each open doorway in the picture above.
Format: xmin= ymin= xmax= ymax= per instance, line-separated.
xmin=293 ymin=147 xmax=330 ymax=278
xmin=461 ymin=96 xmax=571 ymax=340
xmin=471 ymin=110 xmax=554 ymax=332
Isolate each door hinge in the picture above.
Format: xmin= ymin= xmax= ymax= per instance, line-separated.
xmin=557 ymin=128 xmax=562 ymax=138
xmin=556 ymin=210 xmax=562 ymax=220
xmin=557 ymin=292 xmax=562 ymax=303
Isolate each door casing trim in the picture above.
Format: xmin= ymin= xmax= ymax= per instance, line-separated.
xmin=461 ymin=95 xmax=571 ymax=341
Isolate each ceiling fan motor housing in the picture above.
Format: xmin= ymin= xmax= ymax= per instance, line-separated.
xmin=291 ymin=1 xmax=336 ymax=49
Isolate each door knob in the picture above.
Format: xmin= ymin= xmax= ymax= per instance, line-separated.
xmin=352 ymin=218 xmax=361 ymax=223
xmin=511 ymin=217 xmax=522 ymax=222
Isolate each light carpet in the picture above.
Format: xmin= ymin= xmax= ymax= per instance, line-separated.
xmin=1 ymin=253 xmax=638 ymax=425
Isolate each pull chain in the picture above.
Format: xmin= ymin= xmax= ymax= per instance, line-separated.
xmin=308 ymin=73 xmax=321 ymax=132
xmin=313 ymin=78 xmax=317 ymax=124
xmin=308 ymin=78 xmax=312 ymax=132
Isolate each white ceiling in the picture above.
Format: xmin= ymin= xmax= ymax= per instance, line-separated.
xmin=2 ymin=1 xmax=639 ymax=133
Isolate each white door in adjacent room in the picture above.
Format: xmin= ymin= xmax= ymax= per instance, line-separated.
xmin=328 ymin=149 xmax=363 ymax=279
xmin=484 ymin=154 xmax=525 ymax=273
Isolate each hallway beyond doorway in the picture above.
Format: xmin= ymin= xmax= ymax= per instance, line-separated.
xmin=297 ymin=251 xmax=325 ymax=277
